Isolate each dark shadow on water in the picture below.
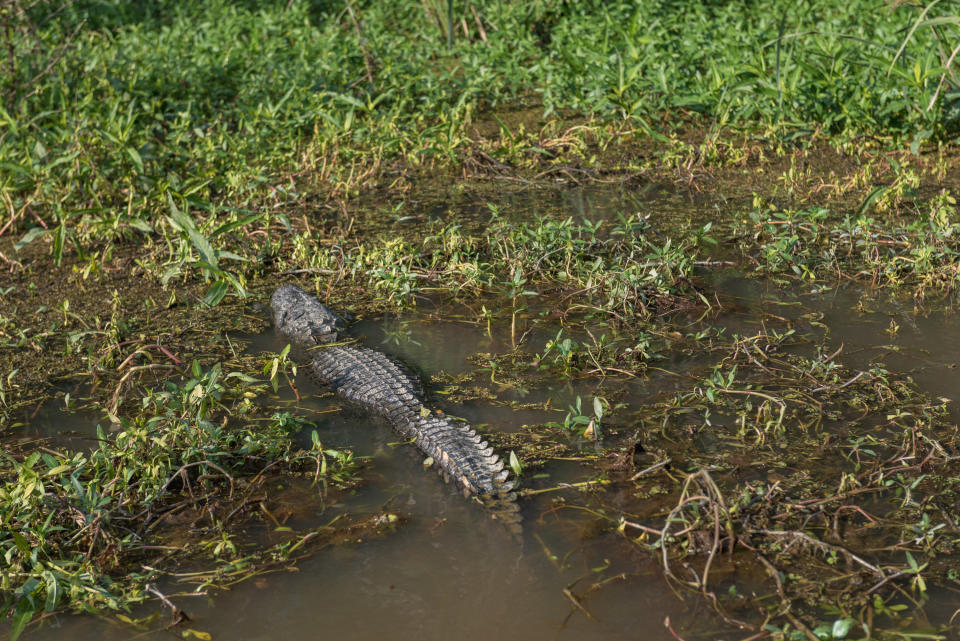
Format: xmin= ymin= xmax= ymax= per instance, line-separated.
xmin=9 ymin=384 xmax=103 ymax=451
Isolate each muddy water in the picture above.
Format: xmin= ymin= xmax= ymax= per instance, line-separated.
xmin=23 ymin=280 xmax=960 ymax=641
xmin=713 ymin=271 xmax=960 ymax=402
xmin=16 ymin=187 xmax=960 ymax=640
xmin=28 ymin=316 xmax=721 ymax=641
xmin=9 ymin=387 xmax=102 ymax=449
xmin=360 ymin=179 xmax=715 ymax=233
xmin=11 ymin=305 xmax=684 ymax=639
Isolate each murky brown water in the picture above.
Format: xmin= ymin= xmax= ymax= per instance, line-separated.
xmin=13 ymin=185 xmax=960 ymax=640
xmin=19 ymin=317 xmax=713 ymax=641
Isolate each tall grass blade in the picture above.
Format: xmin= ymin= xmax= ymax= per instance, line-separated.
xmin=447 ymin=0 xmax=454 ymax=49
xmin=889 ymin=0 xmax=943 ymax=73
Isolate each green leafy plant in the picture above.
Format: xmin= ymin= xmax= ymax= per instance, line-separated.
xmin=0 ymin=361 xmax=359 ymax=637
xmin=552 ymin=395 xmax=605 ymax=439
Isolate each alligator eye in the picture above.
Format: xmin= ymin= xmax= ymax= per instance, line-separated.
xmin=311 ymin=333 xmax=322 ymax=345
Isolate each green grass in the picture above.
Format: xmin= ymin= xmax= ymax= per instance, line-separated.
xmin=3 ymin=0 xmax=959 ymax=271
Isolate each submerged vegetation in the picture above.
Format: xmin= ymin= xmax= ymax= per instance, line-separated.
xmin=4 ymin=0 xmax=960 ymax=639
xmin=2 ymin=359 xmax=370 ymax=639
xmin=620 ymin=329 xmax=960 ymax=639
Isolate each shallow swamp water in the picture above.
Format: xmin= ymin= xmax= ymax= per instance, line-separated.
xmin=8 ymin=183 xmax=960 ymax=640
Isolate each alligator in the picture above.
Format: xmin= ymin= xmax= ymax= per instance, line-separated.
xmin=270 ymin=284 xmax=519 ymax=520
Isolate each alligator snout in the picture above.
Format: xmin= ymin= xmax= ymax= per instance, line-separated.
xmin=271 ymin=284 xmax=346 ymax=346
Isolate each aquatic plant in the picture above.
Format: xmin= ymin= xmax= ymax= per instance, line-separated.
xmin=0 ymin=361 xmax=363 ymax=639
xmin=734 ymin=191 xmax=960 ymax=298
xmin=285 ymin=212 xmax=698 ymax=319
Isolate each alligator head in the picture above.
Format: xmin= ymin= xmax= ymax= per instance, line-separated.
xmin=271 ymin=284 xmax=347 ymax=346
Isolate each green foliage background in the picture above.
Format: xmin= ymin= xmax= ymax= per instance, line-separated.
xmin=3 ymin=0 xmax=957 ymax=229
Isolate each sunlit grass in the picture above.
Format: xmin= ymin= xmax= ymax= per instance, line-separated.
xmin=3 ymin=0 xmax=959 ymax=284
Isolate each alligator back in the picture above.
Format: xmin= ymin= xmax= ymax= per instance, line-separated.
xmin=310 ymin=344 xmax=515 ymax=500
xmin=271 ymin=285 xmax=519 ymax=518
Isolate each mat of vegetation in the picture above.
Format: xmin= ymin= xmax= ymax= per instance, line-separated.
xmin=5 ymin=0 xmax=960 ymax=639
xmin=0 ymin=351 xmax=387 ymax=639
xmin=531 ymin=324 xmax=960 ymax=641
xmin=4 ymin=0 xmax=960 ymax=245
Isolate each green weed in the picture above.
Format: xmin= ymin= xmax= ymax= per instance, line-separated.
xmin=0 ymin=361 xmax=360 ymax=638
xmin=734 ymin=191 xmax=960 ymax=297
xmin=3 ymin=0 xmax=960 ymax=291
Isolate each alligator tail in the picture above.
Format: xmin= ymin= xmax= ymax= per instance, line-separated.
xmin=308 ymin=344 xmax=520 ymax=512
xmin=410 ymin=413 xmax=517 ymax=499
xmin=410 ymin=413 xmax=522 ymax=532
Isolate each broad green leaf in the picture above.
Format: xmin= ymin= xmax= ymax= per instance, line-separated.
xmin=168 ymin=193 xmax=217 ymax=269
xmin=509 ymin=450 xmax=522 ymax=477
xmin=831 ymin=618 xmax=855 ymax=639
xmin=53 ymin=222 xmax=66 ymax=266
xmin=43 ymin=571 xmax=59 ymax=612
xmin=202 ymin=279 xmax=229 ymax=307
xmin=12 ymin=532 xmax=30 ymax=555
xmin=126 ymin=146 xmax=144 ymax=172
xmin=14 ymin=227 xmax=47 ymax=252
xmin=45 ymin=465 xmax=74 ymax=476
xmin=187 ymin=226 xmax=218 ymax=270
xmin=211 ymin=213 xmax=264 ymax=237
xmin=127 ymin=218 xmax=154 ymax=234
xmin=9 ymin=599 xmax=35 ymax=641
